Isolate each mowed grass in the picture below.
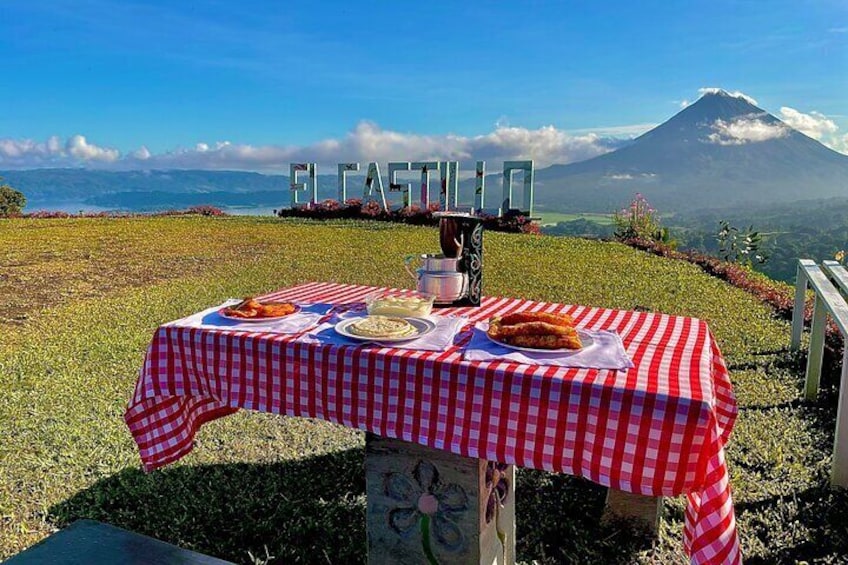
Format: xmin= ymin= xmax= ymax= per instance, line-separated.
xmin=1 ymin=216 xmax=847 ymax=563
xmin=536 ymin=211 xmax=614 ymax=226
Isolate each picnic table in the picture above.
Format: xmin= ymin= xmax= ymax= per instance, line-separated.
xmin=125 ymin=282 xmax=740 ymax=564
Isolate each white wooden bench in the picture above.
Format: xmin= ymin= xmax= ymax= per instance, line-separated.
xmin=790 ymin=259 xmax=848 ymax=488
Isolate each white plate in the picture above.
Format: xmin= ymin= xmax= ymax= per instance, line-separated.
xmin=483 ymin=325 xmax=594 ymax=353
xmin=335 ymin=316 xmax=436 ymax=343
xmin=218 ymin=303 xmax=301 ymax=323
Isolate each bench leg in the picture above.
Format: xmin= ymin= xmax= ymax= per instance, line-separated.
xmin=365 ymin=433 xmax=515 ymax=564
xmin=603 ymin=488 xmax=662 ymax=535
xmin=805 ymin=294 xmax=828 ymax=400
xmin=832 ymin=347 xmax=848 ymax=488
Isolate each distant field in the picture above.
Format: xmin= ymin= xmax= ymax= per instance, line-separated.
xmin=536 ymin=212 xmax=614 ymax=225
xmin=1 ymin=216 xmax=846 ymax=563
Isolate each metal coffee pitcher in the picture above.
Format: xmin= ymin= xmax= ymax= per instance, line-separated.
xmin=404 ymin=254 xmax=468 ymax=305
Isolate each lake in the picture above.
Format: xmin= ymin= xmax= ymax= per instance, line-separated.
xmin=25 ymin=201 xmax=278 ymax=217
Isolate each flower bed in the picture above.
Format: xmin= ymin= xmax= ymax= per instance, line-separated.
xmin=276 ymin=199 xmax=540 ymax=234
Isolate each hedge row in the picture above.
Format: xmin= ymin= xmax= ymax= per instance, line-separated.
xmin=623 ymin=237 xmax=844 ymax=353
xmin=276 ymin=199 xmax=540 ymax=234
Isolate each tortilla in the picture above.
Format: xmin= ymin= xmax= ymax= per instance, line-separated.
xmin=349 ymin=316 xmax=416 ymax=338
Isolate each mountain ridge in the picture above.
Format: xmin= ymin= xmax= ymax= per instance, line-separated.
xmin=533 ymin=90 xmax=848 ymax=212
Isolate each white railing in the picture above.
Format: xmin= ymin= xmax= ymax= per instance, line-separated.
xmin=791 ymin=259 xmax=848 ymax=488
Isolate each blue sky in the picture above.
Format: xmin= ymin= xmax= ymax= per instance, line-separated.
xmin=0 ymin=0 xmax=846 ymax=170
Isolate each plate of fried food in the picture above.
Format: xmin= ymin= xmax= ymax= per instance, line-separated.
xmin=334 ymin=315 xmax=436 ymax=343
xmin=485 ymin=311 xmax=591 ymax=352
xmin=219 ymin=298 xmax=300 ymax=322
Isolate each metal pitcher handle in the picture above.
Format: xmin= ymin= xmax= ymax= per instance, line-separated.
xmin=454 ymin=233 xmax=465 ymax=258
xmin=403 ymin=254 xmax=420 ymax=281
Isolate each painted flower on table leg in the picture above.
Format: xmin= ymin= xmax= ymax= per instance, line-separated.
xmin=385 ymin=459 xmax=469 ymax=562
xmin=485 ymin=461 xmax=510 ymax=524
xmin=485 ymin=460 xmax=510 ymax=559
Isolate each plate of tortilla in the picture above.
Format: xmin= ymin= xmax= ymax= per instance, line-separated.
xmin=334 ymin=315 xmax=436 ymax=343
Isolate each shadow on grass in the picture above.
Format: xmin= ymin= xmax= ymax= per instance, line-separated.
xmin=726 ymin=348 xmax=805 ymax=373
xmin=737 ymin=398 xmax=805 ymax=413
xmin=732 ymin=365 xmax=848 ymax=564
xmin=49 ymin=449 xmax=368 ymax=565
xmin=735 ymin=484 xmax=848 ymax=565
xmin=48 ymin=448 xmax=652 ymax=565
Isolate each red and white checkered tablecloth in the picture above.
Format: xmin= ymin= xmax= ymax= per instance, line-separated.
xmin=125 ymin=282 xmax=740 ymax=564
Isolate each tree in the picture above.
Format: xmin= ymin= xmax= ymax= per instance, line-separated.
xmin=0 ymin=180 xmax=26 ymax=217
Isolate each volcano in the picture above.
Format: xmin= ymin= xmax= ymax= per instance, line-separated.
xmin=533 ymin=90 xmax=848 ymax=212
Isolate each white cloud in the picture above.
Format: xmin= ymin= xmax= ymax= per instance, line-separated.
xmin=698 ymin=87 xmax=759 ymax=106
xmin=0 ymin=135 xmax=120 ymax=167
xmin=691 ymin=87 xmax=847 ymax=154
xmin=131 ymin=146 xmax=151 ymax=160
xmin=567 ymin=123 xmax=656 ymax=137
xmin=778 ymin=107 xmax=839 ymax=140
xmin=66 ymin=135 xmax=119 ymax=162
xmin=830 ymin=133 xmax=848 ymax=154
xmin=603 ymin=172 xmax=657 ymax=181
xmin=678 ymin=99 xmax=691 ymax=109
xmin=0 ymin=121 xmax=628 ymax=171
xmin=706 ymin=116 xmax=789 ymax=145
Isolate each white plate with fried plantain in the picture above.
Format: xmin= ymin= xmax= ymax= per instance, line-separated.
xmin=480 ymin=320 xmax=594 ymax=353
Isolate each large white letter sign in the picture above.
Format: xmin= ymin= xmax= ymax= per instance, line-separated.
xmin=363 ymin=162 xmax=388 ymax=211
xmin=439 ymin=161 xmax=459 ymax=211
xmin=501 ymin=160 xmax=534 ymax=215
xmin=337 ymin=163 xmax=359 ymax=202
xmin=290 ymin=162 xmax=317 ymax=208
xmin=410 ymin=161 xmax=439 ymax=208
xmin=474 ymin=160 xmax=486 ymax=211
xmin=388 ymin=162 xmax=412 ymax=207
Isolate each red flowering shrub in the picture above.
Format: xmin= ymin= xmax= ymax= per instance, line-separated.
xmin=185 ymin=205 xmax=226 ymax=217
xmin=480 ymin=210 xmax=539 ymax=234
xmin=21 ymin=207 xmax=227 ymax=219
xmin=25 ymin=210 xmax=72 ymax=219
xmin=361 ymin=200 xmax=384 ymax=218
xmin=398 ymin=204 xmax=423 ymax=218
xmin=520 ymin=221 xmax=542 ymax=235
xmin=274 ymin=201 xmax=539 ymax=234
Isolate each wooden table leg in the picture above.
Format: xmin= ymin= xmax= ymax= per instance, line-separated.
xmin=603 ymin=488 xmax=662 ymax=535
xmin=365 ymin=433 xmax=515 ymax=564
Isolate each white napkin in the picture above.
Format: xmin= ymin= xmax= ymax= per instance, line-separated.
xmin=168 ymin=299 xmax=332 ymax=334
xmin=462 ymin=323 xmax=634 ymax=370
xmin=298 ymin=315 xmax=467 ymax=351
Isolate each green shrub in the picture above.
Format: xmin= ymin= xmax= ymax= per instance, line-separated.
xmin=0 ymin=181 xmax=26 ymax=217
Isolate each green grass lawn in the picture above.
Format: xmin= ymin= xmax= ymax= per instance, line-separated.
xmin=536 ymin=212 xmax=614 ymax=226
xmin=1 ymin=216 xmax=847 ymax=563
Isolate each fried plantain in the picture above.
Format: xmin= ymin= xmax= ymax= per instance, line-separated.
xmin=223 ymin=297 xmax=296 ymax=318
xmin=487 ymin=311 xmax=582 ymax=349
xmin=501 ymin=332 xmax=582 ymax=350
xmin=493 ymin=321 xmax=575 ymax=337
xmin=258 ymin=303 xmax=297 ymax=317
xmin=499 ymin=311 xmax=574 ymax=328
